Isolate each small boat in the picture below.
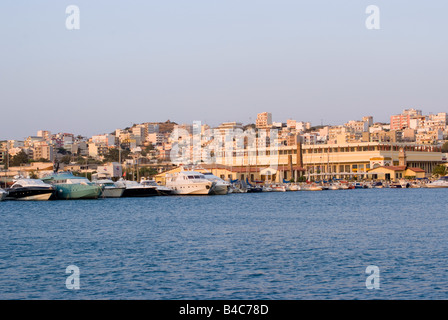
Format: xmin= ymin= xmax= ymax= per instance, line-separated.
xmin=389 ymin=182 xmax=402 ymax=188
xmin=286 ymin=184 xmax=300 ymax=191
xmin=271 ymin=184 xmax=287 ymax=192
xmin=262 ymin=185 xmax=272 ymax=192
xmin=304 ymin=184 xmax=323 ymax=191
xmin=372 ymin=181 xmax=384 ymax=188
xmin=0 ymin=188 xmax=7 ymax=201
xmin=6 ymin=179 xmax=55 ymax=201
xmin=246 ymin=186 xmax=263 ymax=193
xmin=353 ymin=182 xmax=364 ymax=189
xmin=328 ymin=184 xmax=340 ymax=190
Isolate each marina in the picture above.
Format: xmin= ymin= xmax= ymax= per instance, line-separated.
xmin=0 ymin=169 xmax=446 ymax=201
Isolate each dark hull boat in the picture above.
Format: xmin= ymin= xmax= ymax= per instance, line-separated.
xmin=116 ymin=180 xmax=158 ymax=197
xmin=6 ymin=179 xmax=55 ymax=201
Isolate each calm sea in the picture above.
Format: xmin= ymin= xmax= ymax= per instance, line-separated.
xmin=1 ymin=189 xmax=448 ymax=300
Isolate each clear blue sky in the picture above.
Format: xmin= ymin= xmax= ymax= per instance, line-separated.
xmin=1 ymin=0 xmax=447 ymax=139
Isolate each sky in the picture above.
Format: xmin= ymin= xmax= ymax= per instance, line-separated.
xmin=1 ymin=0 xmax=447 ymax=140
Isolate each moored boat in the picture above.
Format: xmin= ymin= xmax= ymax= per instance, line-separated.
xmin=271 ymin=184 xmax=287 ymax=192
xmin=202 ymin=172 xmax=230 ymax=195
xmin=426 ymin=176 xmax=448 ymax=188
xmin=93 ymin=179 xmax=125 ymax=198
xmin=165 ymin=170 xmax=214 ymax=195
xmin=140 ymin=179 xmax=174 ymax=196
xmin=42 ymin=172 xmax=103 ymax=200
xmin=5 ymin=179 xmax=55 ymax=201
xmin=115 ymin=179 xmax=159 ymax=197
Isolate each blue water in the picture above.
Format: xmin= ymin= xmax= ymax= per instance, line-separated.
xmin=1 ymin=189 xmax=448 ymax=299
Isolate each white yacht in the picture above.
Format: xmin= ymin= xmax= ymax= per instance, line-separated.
xmin=93 ymin=179 xmax=125 ymax=198
xmin=165 ymin=171 xmax=214 ymax=195
xmin=426 ymin=176 xmax=448 ymax=188
xmin=0 ymin=188 xmax=7 ymax=201
xmin=140 ymin=179 xmax=174 ymax=196
xmin=202 ymin=172 xmax=230 ymax=195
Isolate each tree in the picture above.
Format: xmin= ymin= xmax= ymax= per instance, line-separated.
xmin=103 ymin=148 xmax=130 ymax=163
xmin=60 ymin=155 xmax=72 ymax=164
xmin=432 ymin=165 xmax=448 ymax=177
xmin=442 ymin=141 xmax=448 ymax=153
xmin=10 ymin=150 xmax=29 ymax=167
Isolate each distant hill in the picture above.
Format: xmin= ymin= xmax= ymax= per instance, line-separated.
xmin=157 ymin=120 xmax=178 ymax=133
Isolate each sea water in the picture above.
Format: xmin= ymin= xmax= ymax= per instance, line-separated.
xmin=1 ymin=188 xmax=448 ymax=299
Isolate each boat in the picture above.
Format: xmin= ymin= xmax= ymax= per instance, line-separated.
xmin=286 ymin=184 xmax=300 ymax=191
xmin=271 ymin=184 xmax=287 ymax=192
xmin=426 ymin=176 xmax=448 ymax=188
xmin=389 ymin=182 xmax=402 ymax=188
xmin=202 ymin=172 xmax=230 ymax=195
xmin=140 ymin=179 xmax=174 ymax=196
xmin=246 ymin=185 xmax=263 ymax=193
xmin=262 ymin=185 xmax=272 ymax=192
xmin=303 ymin=184 xmax=323 ymax=191
xmin=165 ymin=170 xmax=214 ymax=195
xmin=0 ymin=188 xmax=7 ymax=201
xmin=41 ymin=172 xmax=103 ymax=200
xmin=115 ymin=179 xmax=159 ymax=197
xmin=244 ymin=179 xmax=263 ymax=193
xmin=5 ymin=179 xmax=55 ymax=201
xmin=328 ymin=184 xmax=340 ymax=190
xmin=372 ymin=181 xmax=384 ymax=188
xmin=93 ymin=179 xmax=125 ymax=198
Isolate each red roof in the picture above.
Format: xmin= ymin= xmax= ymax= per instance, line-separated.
xmin=374 ymin=166 xmax=425 ymax=172
xmin=406 ymin=167 xmax=425 ymax=173
xmin=382 ymin=166 xmax=406 ymax=171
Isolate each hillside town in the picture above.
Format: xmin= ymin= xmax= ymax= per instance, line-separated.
xmin=1 ymin=109 xmax=448 ymax=185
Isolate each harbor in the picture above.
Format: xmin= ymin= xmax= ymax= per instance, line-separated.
xmin=1 ymin=166 xmax=447 ymax=201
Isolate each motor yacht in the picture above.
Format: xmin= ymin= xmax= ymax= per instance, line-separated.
xmin=426 ymin=176 xmax=448 ymax=188
xmin=140 ymin=179 xmax=174 ymax=196
xmin=93 ymin=179 xmax=125 ymax=198
xmin=202 ymin=172 xmax=230 ymax=195
xmin=165 ymin=171 xmax=214 ymax=195
xmin=5 ymin=179 xmax=55 ymax=201
xmin=115 ymin=179 xmax=159 ymax=197
xmin=41 ymin=172 xmax=102 ymax=200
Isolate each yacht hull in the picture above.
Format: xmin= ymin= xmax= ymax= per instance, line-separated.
xmin=101 ymin=188 xmax=125 ymax=198
xmin=122 ymin=187 xmax=158 ymax=197
xmin=53 ymin=184 xmax=102 ymax=200
xmin=6 ymin=187 xmax=54 ymax=201
xmin=210 ymin=184 xmax=229 ymax=195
